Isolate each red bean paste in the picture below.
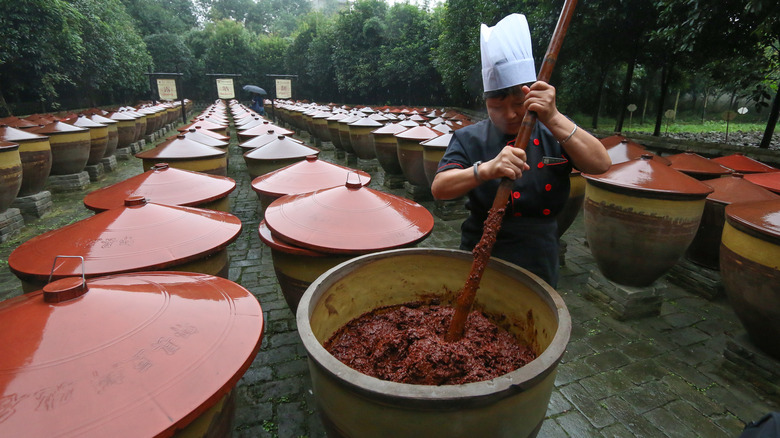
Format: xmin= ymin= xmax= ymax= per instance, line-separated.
xmin=324 ymin=302 xmax=537 ymax=385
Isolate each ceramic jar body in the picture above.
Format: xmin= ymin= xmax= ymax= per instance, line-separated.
xmin=584 ymin=182 xmax=706 ymax=287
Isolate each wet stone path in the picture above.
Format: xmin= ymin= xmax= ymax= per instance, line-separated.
xmin=0 ymin=114 xmax=778 ymax=438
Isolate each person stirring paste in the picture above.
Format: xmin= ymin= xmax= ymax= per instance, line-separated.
xmin=431 ymin=13 xmax=611 ymax=288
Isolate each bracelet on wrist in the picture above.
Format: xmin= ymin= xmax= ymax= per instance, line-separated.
xmin=559 ymin=124 xmax=578 ymax=145
xmin=473 ymin=161 xmax=484 ymax=182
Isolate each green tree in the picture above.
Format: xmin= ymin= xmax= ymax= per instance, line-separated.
xmin=120 ymin=0 xmax=198 ymax=36
xmin=380 ymin=3 xmax=444 ymax=105
xmin=0 ymin=0 xmax=84 ymax=114
xmin=331 ymin=0 xmax=388 ymax=103
xmin=64 ymin=0 xmax=152 ymax=107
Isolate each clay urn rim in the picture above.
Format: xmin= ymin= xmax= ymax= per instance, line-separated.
xmin=0 ymin=271 xmax=263 ymax=437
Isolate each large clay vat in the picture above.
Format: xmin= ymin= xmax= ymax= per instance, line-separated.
xmin=348 ymin=117 xmax=382 ymax=160
xmin=395 ymin=125 xmax=440 ymax=187
xmin=582 ymin=155 xmax=713 ymax=287
xmin=371 ymin=123 xmax=408 ymax=176
xmin=0 ymin=141 xmax=23 ymax=213
xmin=720 ymin=199 xmax=780 ymax=359
xmin=686 ymin=173 xmax=779 ymax=269
xmin=65 ymin=115 xmax=108 ymax=165
xmin=0 ymin=125 xmax=51 ymax=196
xmin=420 ymin=132 xmax=452 ymax=186
xmin=297 ymin=248 xmax=571 ymax=438
xmin=30 ymin=121 xmax=90 ymax=175
xmin=327 ymin=113 xmax=347 ymax=150
xmin=109 ymin=112 xmax=138 ymax=148
xmin=88 ymin=114 xmax=119 ymax=157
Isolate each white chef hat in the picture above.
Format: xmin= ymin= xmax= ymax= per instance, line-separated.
xmin=480 ymin=14 xmax=536 ymax=92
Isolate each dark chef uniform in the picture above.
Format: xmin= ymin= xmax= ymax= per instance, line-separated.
xmin=436 ymin=118 xmax=572 ymax=287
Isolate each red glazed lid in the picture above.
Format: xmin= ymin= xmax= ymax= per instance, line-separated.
xmin=420 ymin=132 xmax=453 ymax=148
xmin=725 ymin=199 xmax=780 ymax=242
xmin=239 ymin=122 xmax=294 ymax=137
xmin=30 ymin=120 xmax=88 ymax=135
xmin=0 ymin=124 xmax=49 ymax=142
xmin=177 ymin=129 xmax=229 ymax=148
xmin=263 ymin=177 xmax=434 ymax=254
xmin=711 ymin=153 xmax=778 ymax=174
xmin=667 ymin=151 xmax=732 ymax=177
xmin=326 ymin=113 xmax=347 ymax=122
xmin=0 ymin=271 xmax=263 ymax=438
xmin=368 ymin=113 xmax=389 ymax=123
xmin=258 ymin=219 xmax=328 ymax=257
xmin=338 ymin=114 xmax=362 ymax=125
xmin=136 ymin=135 xmax=226 ymax=160
xmin=312 ymin=111 xmax=333 ymax=120
xmin=243 ymin=135 xmax=319 ymax=160
xmin=62 ymin=114 xmax=106 ymax=129
xmin=371 ymin=123 xmax=408 ymax=136
xmin=189 ymin=125 xmax=230 ymax=142
xmin=744 ymin=172 xmax=780 ymax=194
xmin=582 ymin=154 xmax=714 ymax=198
xmin=398 ymin=119 xmax=420 ymax=128
xmin=394 ymin=125 xmax=439 ymax=141
xmin=600 ymin=136 xmax=671 ymax=165
xmin=348 ymin=117 xmax=383 ymax=128
xmin=108 ymin=111 xmax=137 ymax=121
xmin=239 ymin=130 xmax=301 ymax=150
xmin=0 ymin=116 xmax=39 ymax=129
xmin=88 ymin=113 xmax=117 ymax=125
xmin=8 ymin=200 xmax=242 ymax=282
xmin=432 ymin=123 xmax=453 ymax=134
xmin=703 ymin=173 xmax=780 ymax=205
xmin=178 ymin=118 xmax=225 ymax=132
xmin=83 ymin=163 xmax=236 ymax=212
xmin=251 ymin=155 xmax=371 ymax=198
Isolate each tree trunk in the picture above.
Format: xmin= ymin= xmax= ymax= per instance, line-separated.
xmin=0 ymin=89 xmax=11 ymax=117
xmin=672 ymin=89 xmax=680 ymax=121
xmin=591 ymin=70 xmax=607 ymax=130
xmin=701 ymin=87 xmax=709 ymax=124
xmin=653 ymin=63 xmax=671 ymax=137
xmin=760 ymin=81 xmax=779 ymax=149
xmin=614 ymin=55 xmax=637 ymax=133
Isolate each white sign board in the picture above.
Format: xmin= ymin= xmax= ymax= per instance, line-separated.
xmin=157 ymin=79 xmax=178 ymax=101
xmin=216 ymin=78 xmax=235 ymax=99
xmin=276 ymin=79 xmax=292 ymax=99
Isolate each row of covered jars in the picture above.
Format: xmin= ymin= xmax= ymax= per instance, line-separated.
xmin=0 ymin=101 xmax=189 ymax=216
xmin=584 ymin=135 xmax=780 ymax=360
xmin=222 ymin=99 xmax=437 ymax=314
xmin=1 ymin=99 xmax=265 ymax=437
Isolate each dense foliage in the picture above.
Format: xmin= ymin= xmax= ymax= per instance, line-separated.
xmin=0 ymin=0 xmax=777 ymax=145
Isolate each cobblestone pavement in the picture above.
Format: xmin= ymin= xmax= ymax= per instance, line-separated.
xmin=1 ymin=115 xmax=778 ymax=438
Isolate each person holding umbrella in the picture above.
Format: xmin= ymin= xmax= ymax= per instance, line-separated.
xmin=243 ymin=85 xmax=266 ymax=115
xmin=431 ymin=13 xmax=610 ymax=288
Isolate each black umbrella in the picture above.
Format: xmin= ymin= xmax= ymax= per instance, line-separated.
xmin=243 ymin=85 xmax=267 ymax=95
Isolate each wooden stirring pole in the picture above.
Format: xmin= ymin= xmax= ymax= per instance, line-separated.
xmin=446 ymin=0 xmax=579 ymax=342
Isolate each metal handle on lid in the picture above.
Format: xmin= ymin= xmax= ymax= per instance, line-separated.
xmin=48 ymin=255 xmax=86 ymax=285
